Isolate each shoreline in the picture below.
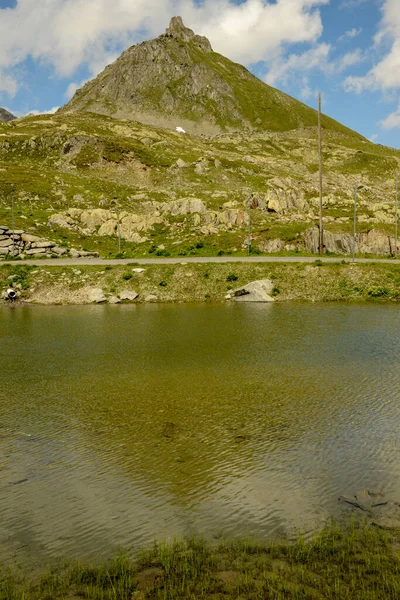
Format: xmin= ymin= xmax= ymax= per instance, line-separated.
xmin=1 ymin=521 xmax=399 ymax=599
xmin=1 ymin=261 xmax=400 ymax=305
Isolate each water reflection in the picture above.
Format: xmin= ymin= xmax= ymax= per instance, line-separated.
xmin=1 ymin=303 xmax=400 ymax=565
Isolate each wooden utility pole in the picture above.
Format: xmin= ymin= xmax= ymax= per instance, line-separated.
xmin=352 ymin=183 xmax=357 ymax=263
xmin=395 ymin=171 xmax=399 ymax=259
xmin=247 ymin=188 xmax=252 ymax=256
xmin=117 ymin=206 xmax=121 ymax=254
xmin=318 ymin=93 xmax=324 ymax=256
xmin=11 ymin=191 xmax=15 ymax=257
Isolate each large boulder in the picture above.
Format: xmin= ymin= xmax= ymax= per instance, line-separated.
xmin=98 ymin=219 xmax=117 ymax=236
xmin=120 ymin=290 xmax=139 ymax=301
xmin=120 ymin=214 xmax=162 ymax=239
xmin=83 ymin=288 xmax=107 ymax=303
xmin=267 ymin=187 xmax=309 ymax=214
xmin=258 ymin=239 xmax=284 ymax=253
xmin=165 ymin=198 xmax=206 ymax=216
xmin=79 ymin=209 xmax=113 ymax=230
xmin=230 ymin=279 xmax=275 ymax=302
xmin=48 ymin=213 xmax=76 ymax=228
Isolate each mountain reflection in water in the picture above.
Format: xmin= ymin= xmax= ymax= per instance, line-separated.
xmin=1 ymin=303 xmax=399 ymax=566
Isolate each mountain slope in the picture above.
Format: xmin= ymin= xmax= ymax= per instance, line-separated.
xmin=62 ymin=17 xmax=363 ymax=139
xmin=0 ymin=110 xmax=398 ymax=260
xmin=0 ymin=108 xmax=16 ymax=123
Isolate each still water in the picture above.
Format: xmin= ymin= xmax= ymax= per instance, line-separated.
xmin=0 ymin=302 xmax=400 ymax=566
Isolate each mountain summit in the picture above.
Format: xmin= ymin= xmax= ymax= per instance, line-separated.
xmin=61 ymin=17 xmax=360 ymax=137
xmin=0 ymin=108 xmax=16 ymax=123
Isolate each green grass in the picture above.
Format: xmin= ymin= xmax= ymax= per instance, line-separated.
xmin=2 ymin=262 xmax=400 ymax=305
xmin=0 ymin=109 xmax=400 ymax=265
xmin=1 ymin=522 xmax=399 ymax=599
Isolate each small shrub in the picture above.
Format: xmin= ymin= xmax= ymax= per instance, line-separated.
xmin=217 ymin=250 xmax=225 ymax=256
xmin=272 ymin=287 xmax=280 ymax=296
xmin=105 ymin=266 xmax=113 ymax=271
xmin=159 ymin=280 xmax=167 ymax=287
xmin=314 ymin=259 xmax=323 ymax=267
xmin=122 ymin=273 xmax=133 ymax=281
xmin=226 ymin=273 xmax=239 ymax=282
xmin=196 ymin=241 xmax=204 ymax=249
xmin=250 ymin=246 xmax=261 ymax=255
xmin=204 ymin=272 xmax=209 ymax=279
xmin=368 ymin=286 xmax=390 ymax=298
xmin=72 ymin=145 xmax=99 ymax=168
xmin=156 ymin=249 xmax=171 ymax=257
xmin=148 ymin=245 xmax=157 ymax=254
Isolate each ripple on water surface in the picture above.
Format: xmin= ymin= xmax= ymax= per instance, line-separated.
xmin=1 ymin=302 xmax=400 ymax=565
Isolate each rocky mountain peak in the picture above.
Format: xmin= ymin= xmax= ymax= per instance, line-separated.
xmin=60 ymin=16 xmax=360 ymax=137
xmin=165 ymin=15 xmax=213 ymax=53
xmin=167 ymin=16 xmax=192 ymax=37
xmin=0 ymin=108 xmax=16 ymax=123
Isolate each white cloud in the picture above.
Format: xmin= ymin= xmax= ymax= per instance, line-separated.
xmin=265 ymin=44 xmax=364 ymax=87
xmin=344 ymin=0 xmax=400 ymax=93
xmin=380 ymin=103 xmax=400 ymax=130
xmin=369 ymin=133 xmax=378 ymax=141
xmin=299 ymin=76 xmax=314 ymax=99
xmin=337 ymin=48 xmax=365 ymax=72
xmin=265 ymin=43 xmax=331 ymax=86
xmin=65 ymin=79 xmax=89 ymax=100
xmin=0 ymin=71 xmax=17 ymax=96
xmin=338 ymin=27 xmax=362 ymax=42
xmin=26 ymin=106 xmax=60 ymax=116
xmin=0 ymin=0 xmax=329 ymax=96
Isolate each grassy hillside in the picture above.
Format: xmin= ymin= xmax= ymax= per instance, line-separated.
xmin=0 ymin=111 xmax=399 ymax=260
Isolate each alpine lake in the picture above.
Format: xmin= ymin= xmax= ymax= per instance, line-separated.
xmin=1 ymin=302 xmax=400 ymax=568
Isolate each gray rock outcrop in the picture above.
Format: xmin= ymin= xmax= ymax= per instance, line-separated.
xmin=229 ymin=279 xmax=275 ymax=302
xmin=305 ymin=227 xmax=399 ymax=256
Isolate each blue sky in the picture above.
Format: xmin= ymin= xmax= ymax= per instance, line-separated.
xmin=1 ymin=0 xmax=399 ymax=148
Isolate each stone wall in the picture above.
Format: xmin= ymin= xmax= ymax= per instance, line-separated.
xmin=0 ymin=227 xmax=98 ymax=259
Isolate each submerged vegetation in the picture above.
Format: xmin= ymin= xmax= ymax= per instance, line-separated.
xmin=1 ymin=522 xmax=399 ymax=599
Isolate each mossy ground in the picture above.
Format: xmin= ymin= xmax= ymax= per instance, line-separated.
xmin=1 ymin=522 xmax=399 ymax=599
xmin=2 ymin=261 xmax=400 ymax=304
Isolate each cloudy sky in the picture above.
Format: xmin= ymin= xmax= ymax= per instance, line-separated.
xmin=0 ymin=0 xmax=399 ymax=148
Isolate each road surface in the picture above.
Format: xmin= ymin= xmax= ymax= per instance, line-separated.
xmin=2 ymin=256 xmax=400 ymax=266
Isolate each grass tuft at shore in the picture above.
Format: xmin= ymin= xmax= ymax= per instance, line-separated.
xmin=1 ymin=521 xmax=400 ymax=599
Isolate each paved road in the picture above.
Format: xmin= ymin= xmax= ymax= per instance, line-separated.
xmin=2 ymin=256 xmax=400 ymax=266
